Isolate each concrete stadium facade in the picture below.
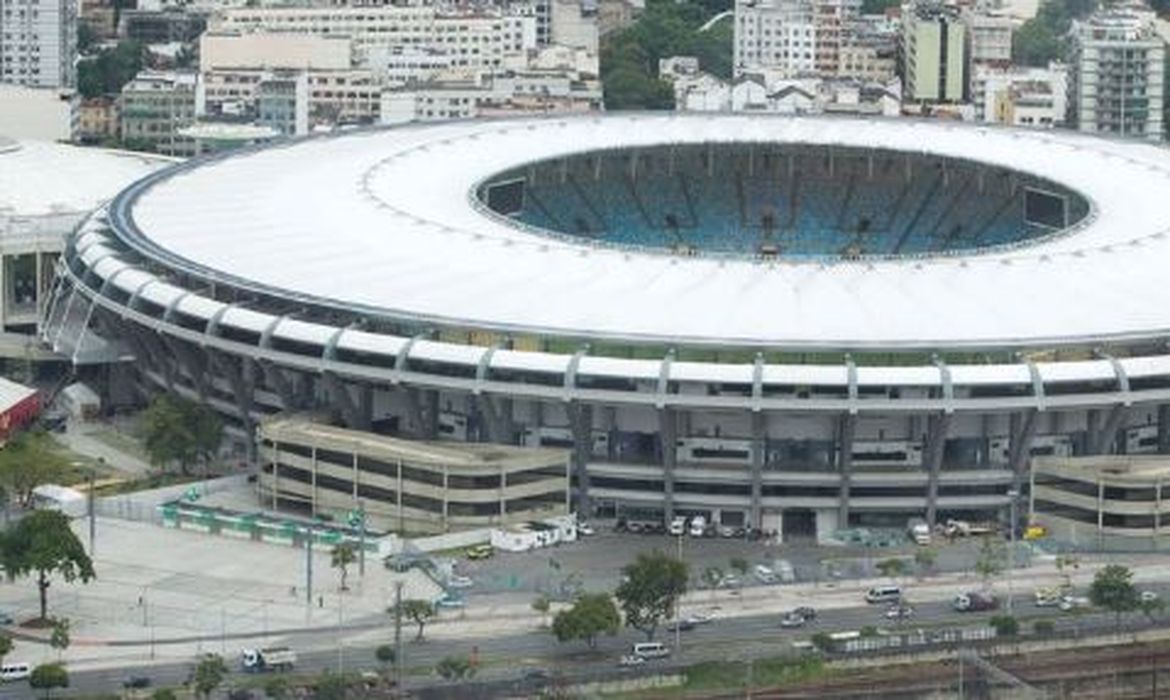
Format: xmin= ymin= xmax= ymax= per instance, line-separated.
xmin=40 ymin=114 xmax=1170 ymax=541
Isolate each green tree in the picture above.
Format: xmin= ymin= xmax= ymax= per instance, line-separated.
xmin=374 ymin=643 xmax=395 ymax=675
xmin=312 ymin=671 xmax=349 ymax=700
xmin=49 ymin=618 xmax=69 ymax=658
xmin=435 ymin=655 xmax=474 ymax=681
xmin=809 ymin=631 xmax=836 ymax=653
xmin=0 ymin=509 xmax=95 ymax=621
xmin=728 ymin=557 xmax=749 ymax=578
xmin=913 ymin=548 xmax=938 ymax=579
xmin=0 ymin=633 xmax=11 ymax=664
xmin=532 ymin=594 xmax=551 ymax=627
xmin=974 ymin=535 xmax=1005 ymax=592
xmin=393 ymin=599 xmax=435 ymax=641
xmin=614 ymin=550 xmax=688 ymax=641
xmin=141 ymin=395 xmax=223 ymax=475
xmin=989 ymin=614 xmax=1019 ymax=637
xmin=1012 ymin=0 xmax=1098 ymax=67
xmin=152 ymin=690 xmax=177 ymax=700
xmin=77 ymin=40 xmax=146 ymax=99
xmin=1141 ymin=596 xmax=1165 ymax=623
xmin=263 ymin=677 xmax=289 ymax=700
xmin=29 ymin=663 xmax=68 ymax=698
xmin=0 ymin=431 xmax=71 ymax=508
xmin=191 ymin=654 xmax=227 ymax=699
xmin=550 ymin=592 xmax=621 ymax=649
xmin=875 ymin=557 xmax=908 ymax=584
xmin=330 ymin=543 xmax=356 ymax=592
xmin=1089 ymin=564 xmax=1139 ymax=628
xmin=1033 ymin=619 xmax=1055 ymax=635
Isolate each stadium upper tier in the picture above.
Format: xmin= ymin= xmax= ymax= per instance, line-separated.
xmin=95 ymin=114 xmax=1170 ymax=350
xmin=486 ymin=145 xmax=1089 ymax=259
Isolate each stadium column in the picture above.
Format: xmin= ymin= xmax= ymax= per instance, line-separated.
xmin=259 ymin=361 xmax=298 ymax=411
xmin=1007 ymin=410 xmax=1038 ymax=495
xmin=1159 ymin=405 xmax=1170 ymax=454
xmin=923 ymin=412 xmax=952 ymax=528
xmin=569 ymin=402 xmax=593 ymax=516
xmin=750 ymin=412 xmax=765 ymax=529
xmin=836 ymin=413 xmax=856 ymax=528
xmin=422 ymin=389 xmax=440 ymax=440
xmin=658 ymin=408 xmax=677 ymax=523
xmin=1089 ymin=404 xmax=1125 ymax=455
xmin=160 ymin=335 xmax=208 ymax=401
xmin=323 ymin=372 xmax=369 ymax=431
xmin=208 ymin=350 xmax=256 ymax=457
xmin=404 ymin=387 xmax=425 ymax=438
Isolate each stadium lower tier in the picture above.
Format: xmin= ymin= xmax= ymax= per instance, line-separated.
xmin=45 ymin=215 xmax=1170 ymax=541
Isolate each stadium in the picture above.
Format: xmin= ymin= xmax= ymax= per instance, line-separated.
xmin=40 ymin=113 xmax=1170 ymax=540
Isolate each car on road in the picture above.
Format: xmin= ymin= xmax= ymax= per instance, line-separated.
xmin=619 ymin=654 xmax=646 ymax=667
xmin=793 ymin=606 xmax=817 ymax=621
xmin=779 ymin=611 xmax=806 ymax=628
xmin=123 ymin=676 xmax=151 ymax=689
xmin=0 ymin=663 xmax=30 ymax=682
xmin=717 ymin=574 xmax=741 ymax=589
xmin=465 ymin=544 xmax=494 ymax=560
xmin=667 ymin=619 xmax=696 ymax=633
xmin=953 ymin=592 xmax=999 ymax=613
xmin=684 ymin=609 xmax=717 ymax=626
xmin=632 ymin=641 xmax=671 ymax=659
xmin=1034 ymin=587 xmax=1064 ymax=607
xmin=1059 ymin=595 xmax=1091 ymax=612
xmin=436 ymin=593 xmax=467 ymax=609
xmin=754 ymin=565 xmax=778 ymax=584
xmin=0 ymin=612 xmax=14 ymax=625
xmin=447 ymin=575 xmax=474 ymax=589
xmin=578 ymin=522 xmax=595 ymax=536
xmin=516 ymin=668 xmax=551 ymax=691
xmin=865 ymin=586 xmax=903 ymax=604
xmin=884 ymin=605 xmax=915 ymax=621
xmin=1141 ymin=590 xmax=1160 ymax=604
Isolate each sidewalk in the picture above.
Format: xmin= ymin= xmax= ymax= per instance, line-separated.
xmin=54 ymin=421 xmax=154 ymax=477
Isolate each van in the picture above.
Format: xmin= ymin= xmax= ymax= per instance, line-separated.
xmin=864 ymin=586 xmax=902 ymax=604
xmin=688 ymin=515 xmax=707 ymax=537
xmin=0 ymin=663 xmax=30 ymax=682
xmin=632 ymin=642 xmax=670 ymax=659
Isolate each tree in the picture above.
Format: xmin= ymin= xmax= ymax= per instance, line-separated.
xmin=190 ymin=654 xmax=227 ymax=699
xmin=375 ymin=644 xmax=396 ymax=675
xmin=29 ymin=663 xmax=68 ymax=698
xmin=532 ymin=595 xmax=551 ymax=627
xmin=551 ymin=593 xmax=621 ymax=649
xmin=435 ymin=655 xmax=475 ymax=681
xmin=49 ymin=618 xmax=69 ymax=658
xmin=974 ymin=535 xmax=1005 ymax=592
xmin=1033 ymin=619 xmax=1055 ymax=636
xmin=77 ymin=40 xmax=145 ymax=99
xmin=394 ymin=599 xmax=435 ymax=641
xmin=0 ymin=634 xmax=11 ymax=664
xmin=0 ymin=431 xmax=71 ymax=508
xmin=0 ymin=509 xmax=95 ymax=621
xmin=614 ymin=550 xmax=688 ymax=641
xmin=728 ymin=557 xmax=749 ymax=578
xmin=312 ymin=672 xmax=350 ymax=700
xmin=263 ymin=677 xmax=289 ymax=700
xmin=140 ymin=395 xmax=223 ymax=475
xmin=1089 ymin=564 xmax=1139 ymax=628
xmin=875 ymin=557 xmax=908 ymax=584
xmin=330 ymin=543 xmax=356 ymax=592
xmin=913 ymin=548 xmax=938 ymax=579
xmin=989 ymin=615 xmax=1019 ymax=637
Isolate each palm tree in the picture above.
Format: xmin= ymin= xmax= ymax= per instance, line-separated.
xmin=331 ymin=543 xmax=357 ymax=592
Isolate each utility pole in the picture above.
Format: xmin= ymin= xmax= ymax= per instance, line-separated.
xmin=358 ymin=502 xmax=366 ymax=577
xmin=394 ymin=581 xmax=404 ymax=695
xmin=87 ymin=467 xmax=95 ymax=556
xmin=674 ymin=530 xmax=683 ymax=653
xmin=1007 ymin=488 xmax=1019 ymax=613
xmin=306 ymin=525 xmax=314 ymax=607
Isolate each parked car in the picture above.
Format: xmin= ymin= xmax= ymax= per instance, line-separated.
xmin=578 ymin=522 xmax=595 ymax=536
xmin=668 ymin=516 xmax=687 ymax=536
xmin=718 ymin=524 xmax=736 ymax=538
xmin=717 ymin=574 xmax=741 ymax=589
xmin=466 ymin=544 xmax=494 ymax=560
xmin=122 ymin=676 xmax=151 ymax=689
xmin=1141 ymin=590 xmax=1160 ymax=604
xmin=436 ymin=593 xmax=466 ymax=609
xmin=754 ymin=565 xmax=778 ymax=584
xmin=779 ymin=611 xmax=806 ymax=628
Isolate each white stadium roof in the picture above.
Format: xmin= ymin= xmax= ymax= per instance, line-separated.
xmin=119 ymin=114 xmax=1170 ymax=350
xmin=0 ymin=137 xmax=174 ymax=218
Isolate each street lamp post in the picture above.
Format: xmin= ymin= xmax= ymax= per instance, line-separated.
xmin=1007 ymin=488 xmax=1020 ymax=613
xmin=674 ymin=530 xmax=683 ymax=653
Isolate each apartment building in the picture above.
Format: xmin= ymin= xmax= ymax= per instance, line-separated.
xmin=119 ymin=71 xmax=198 ymax=156
xmin=812 ymin=0 xmax=859 ymax=75
xmin=899 ymin=3 xmax=966 ymax=103
xmin=735 ymin=0 xmax=817 ymax=78
xmin=0 ymin=0 xmax=77 ymax=87
xmin=976 ymin=62 xmax=1067 ymax=127
xmin=1068 ymin=8 xmax=1164 ymax=140
xmin=213 ymin=6 xmax=536 ymax=70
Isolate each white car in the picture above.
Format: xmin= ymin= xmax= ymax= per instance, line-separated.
xmin=578 ymin=523 xmax=595 ymax=536
xmin=779 ymin=611 xmax=806 ymax=628
xmin=754 ymin=565 xmax=778 ymax=584
xmin=884 ymin=605 xmax=915 ymax=620
xmin=619 ymin=655 xmax=646 ymax=667
xmin=1059 ymin=595 xmax=1091 ymax=612
xmin=684 ymin=610 xmax=716 ymax=626
xmin=1141 ymin=590 xmax=1160 ymax=604
xmin=717 ymin=574 xmax=741 ymax=589
xmin=668 ymin=517 xmax=687 ymax=536
xmin=447 ymin=575 xmax=474 ymax=589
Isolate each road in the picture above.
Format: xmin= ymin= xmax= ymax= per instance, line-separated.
xmin=10 ymin=585 xmax=1166 ymax=698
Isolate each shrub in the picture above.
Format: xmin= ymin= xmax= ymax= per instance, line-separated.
xmin=1032 ymin=619 xmax=1055 ymax=636
xmin=989 ymin=614 xmax=1019 ymax=637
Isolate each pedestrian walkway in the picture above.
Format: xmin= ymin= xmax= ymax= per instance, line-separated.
xmin=54 ymin=421 xmax=154 ymax=477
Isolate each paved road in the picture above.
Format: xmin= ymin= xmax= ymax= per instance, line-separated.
xmin=11 ymin=585 xmax=1167 ymax=698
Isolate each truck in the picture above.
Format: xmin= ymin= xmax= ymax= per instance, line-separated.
xmin=907 ymin=518 xmax=931 ymax=545
xmin=953 ymin=592 xmax=999 ymax=612
xmin=240 ymin=647 xmax=297 ymax=673
xmin=944 ymin=519 xmax=997 ymax=538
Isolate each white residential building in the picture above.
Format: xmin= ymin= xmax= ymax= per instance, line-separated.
xmin=900 ymin=3 xmax=966 ymax=103
xmin=213 ymin=6 xmax=537 ymax=71
xmin=550 ymin=0 xmax=598 ymax=55
xmin=1069 ymin=9 xmax=1164 ymax=140
xmin=735 ymin=0 xmax=817 ymax=78
xmin=973 ymin=62 xmax=1066 ymax=126
xmin=199 ymin=32 xmax=353 ymax=72
xmin=379 ymin=69 xmax=601 ymax=123
xmin=0 ymin=0 xmax=77 ymax=87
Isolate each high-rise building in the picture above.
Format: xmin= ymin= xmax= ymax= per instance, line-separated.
xmin=1069 ymin=9 xmax=1164 ymax=140
xmin=734 ymin=0 xmax=817 ymax=78
xmin=812 ymin=0 xmax=859 ymax=76
xmin=0 ymin=0 xmax=77 ymax=88
xmin=899 ymin=3 xmax=966 ymax=103
xmin=119 ymin=71 xmax=199 ymax=157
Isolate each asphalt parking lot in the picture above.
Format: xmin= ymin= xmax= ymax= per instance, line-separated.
xmin=455 ymin=521 xmax=1001 ymax=598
